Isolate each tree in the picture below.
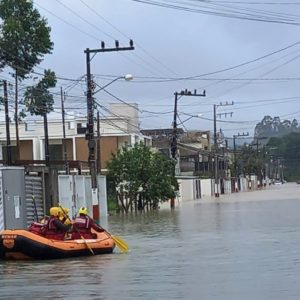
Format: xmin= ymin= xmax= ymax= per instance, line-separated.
xmin=107 ymin=143 xmax=178 ymax=213
xmin=291 ymin=119 xmax=298 ymax=132
xmin=239 ymin=144 xmax=266 ymax=183
xmin=24 ymin=69 xmax=57 ymax=165
xmin=267 ymin=133 xmax=300 ymax=181
xmin=0 ymin=0 xmax=53 ymax=159
xmin=255 ymin=115 xmax=300 ymax=139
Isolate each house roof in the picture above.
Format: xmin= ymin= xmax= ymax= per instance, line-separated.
xmin=141 ymin=128 xmax=184 ymax=137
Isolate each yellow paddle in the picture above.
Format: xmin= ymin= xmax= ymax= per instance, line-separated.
xmin=110 ymin=235 xmax=129 ymax=253
xmin=96 ymin=223 xmax=129 ymax=253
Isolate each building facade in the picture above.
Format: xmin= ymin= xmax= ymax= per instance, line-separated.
xmin=0 ymin=103 xmax=151 ymax=172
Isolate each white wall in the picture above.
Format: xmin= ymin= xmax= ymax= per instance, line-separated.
xmin=223 ymin=180 xmax=231 ymax=194
xmin=240 ymin=177 xmax=248 ymax=192
xmin=177 ymin=178 xmax=195 ymax=202
xmin=200 ymin=179 xmax=213 ymax=198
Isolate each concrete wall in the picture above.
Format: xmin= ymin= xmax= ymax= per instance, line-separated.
xmin=75 ymin=137 xmax=89 ymax=161
xmin=109 ymin=103 xmax=139 ymax=133
xmin=20 ymin=140 xmax=33 ymax=160
xmin=200 ymin=179 xmax=213 ymax=198
xmin=223 ymin=180 xmax=231 ymax=194
xmin=100 ymin=136 xmax=119 ymax=168
xmin=177 ymin=178 xmax=195 ymax=202
xmin=240 ymin=177 xmax=248 ymax=192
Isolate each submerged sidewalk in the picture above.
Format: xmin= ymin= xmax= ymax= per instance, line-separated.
xmin=195 ymin=182 xmax=300 ymax=204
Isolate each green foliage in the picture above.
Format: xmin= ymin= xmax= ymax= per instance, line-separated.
xmin=107 ymin=196 xmax=119 ymax=212
xmin=23 ymin=69 xmax=56 ymax=116
xmin=255 ymin=115 xmax=300 ymax=139
xmin=267 ymin=132 xmax=300 ymax=181
xmin=107 ymin=143 xmax=178 ymax=213
xmin=0 ymin=0 xmax=53 ymax=131
xmin=237 ymin=145 xmax=265 ymax=176
xmin=0 ymin=0 xmax=53 ymax=77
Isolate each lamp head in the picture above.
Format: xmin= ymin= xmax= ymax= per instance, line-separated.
xmin=124 ymin=74 xmax=133 ymax=81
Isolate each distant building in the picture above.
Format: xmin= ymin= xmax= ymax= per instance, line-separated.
xmin=0 ymin=103 xmax=151 ymax=173
xmin=141 ymin=128 xmax=185 ymax=158
xmin=141 ymin=128 xmax=213 ymax=176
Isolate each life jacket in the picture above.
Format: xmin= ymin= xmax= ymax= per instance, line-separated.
xmin=43 ymin=217 xmax=66 ymax=240
xmin=72 ymin=216 xmax=95 ymax=239
xmin=28 ymin=222 xmax=46 ymax=236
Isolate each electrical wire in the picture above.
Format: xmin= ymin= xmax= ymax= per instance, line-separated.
xmin=130 ymin=0 xmax=300 ymax=25
xmin=79 ymin=0 xmax=179 ymax=77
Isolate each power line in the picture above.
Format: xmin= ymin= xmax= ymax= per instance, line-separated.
xmin=79 ymin=0 xmax=179 ymax=76
xmin=131 ymin=0 xmax=300 ymax=25
xmin=39 ymin=1 xmax=168 ymax=77
xmin=93 ymin=40 xmax=300 ymax=82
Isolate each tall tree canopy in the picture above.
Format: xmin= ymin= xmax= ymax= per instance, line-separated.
xmin=267 ymin=132 xmax=300 ymax=181
xmin=0 ymin=0 xmax=53 ymax=159
xmin=0 ymin=0 xmax=53 ymax=77
xmin=255 ymin=115 xmax=300 ymax=139
xmin=236 ymin=132 xmax=300 ymax=182
xmin=24 ymin=69 xmax=57 ymax=116
xmin=107 ymin=143 xmax=178 ymax=213
xmin=23 ymin=69 xmax=56 ymax=165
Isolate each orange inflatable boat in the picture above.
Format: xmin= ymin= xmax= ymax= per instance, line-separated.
xmin=0 ymin=229 xmax=115 ymax=260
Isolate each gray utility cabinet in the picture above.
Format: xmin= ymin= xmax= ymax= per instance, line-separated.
xmin=0 ymin=167 xmax=27 ymax=231
xmin=58 ymin=175 xmax=108 ymax=220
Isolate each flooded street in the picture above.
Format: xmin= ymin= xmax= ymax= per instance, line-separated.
xmin=1 ymin=183 xmax=300 ymax=300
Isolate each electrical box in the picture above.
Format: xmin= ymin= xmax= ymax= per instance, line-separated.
xmin=97 ymin=175 xmax=108 ymax=218
xmin=0 ymin=167 xmax=27 ymax=230
xmin=58 ymin=175 xmax=93 ymax=218
xmin=58 ymin=175 xmax=74 ymax=217
xmin=74 ymin=175 xmax=92 ymax=218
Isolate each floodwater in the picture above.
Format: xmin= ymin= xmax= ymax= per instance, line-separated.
xmin=1 ymin=183 xmax=300 ymax=300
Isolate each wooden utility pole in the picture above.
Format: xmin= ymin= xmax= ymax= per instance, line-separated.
xmin=97 ymin=110 xmax=101 ymax=174
xmin=14 ymin=75 xmax=20 ymax=161
xmin=171 ymin=89 xmax=205 ymax=208
xmin=213 ymin=102 xmax=234 ymax=197
xmin=233 ymin=132 xmax=249 ymax=188
xmin=43 ymin=98 xmax=50 ymax=167
xmin=3 ymin=80 xmax=12 ymax=165
xmin=61 ymin=87 xmax=69 ymax=174
xmin=85 ymin=40 xmax=134 ymax=189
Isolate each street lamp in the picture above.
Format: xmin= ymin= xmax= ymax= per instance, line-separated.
xmin=93 ymin=74 xmax=133 ymax=95
xmin=178 ymin=113 xmax=203 ymax=125
xmin=86 ymin=70 xmax=133 ymax=190
xmin=94 ymin=74 xmax=133 ymax=174
xmin=85 ymin=41 xmax=134 ymax=190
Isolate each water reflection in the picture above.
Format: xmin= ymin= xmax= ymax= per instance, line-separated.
xmin=1 ymin=185 xmax=300 ymax=299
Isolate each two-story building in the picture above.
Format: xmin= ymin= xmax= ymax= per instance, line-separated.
xmin=0 ymin=103 xmax=151 ymax=173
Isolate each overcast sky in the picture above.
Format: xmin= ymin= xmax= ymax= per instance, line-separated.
xmin=2 ymin=0 xmax=300 ymax=140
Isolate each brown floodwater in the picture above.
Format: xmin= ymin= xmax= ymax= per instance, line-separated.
xmin=1 ymin=183 xmax=300 ymax=300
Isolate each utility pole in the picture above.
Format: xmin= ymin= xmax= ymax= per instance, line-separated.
xmin=14 ymin=76 xmax=20 ymax=161
xmin=3 ymin=80 xmax=12 ymax=165
xmin=233 ymin=132 xmax=249 ymax=190
xmin=171 ymin=89 xmax=206 ymax=164
xmin=171 ymin=92 xmax=178 ymax=160
xmin=213 ymin=102 xmax=234 ymax=197
xmin=61 ymin=87 xmax=69 ymax=174
xmin=97 ymin=110 xmax=101 ymax=174
xmin=171 ymin=88 xmax=205 ymax=208
xmin=43 ymin=98 xmax=50 ymax=167
xmin=85 ymin=40 xmax=134 ymax=189
xmin=252 ymin=136 xmax=267 ymax=155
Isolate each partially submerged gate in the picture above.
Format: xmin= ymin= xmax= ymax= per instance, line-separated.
xmin=25 ymin=175 xmax=44 ymax=226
